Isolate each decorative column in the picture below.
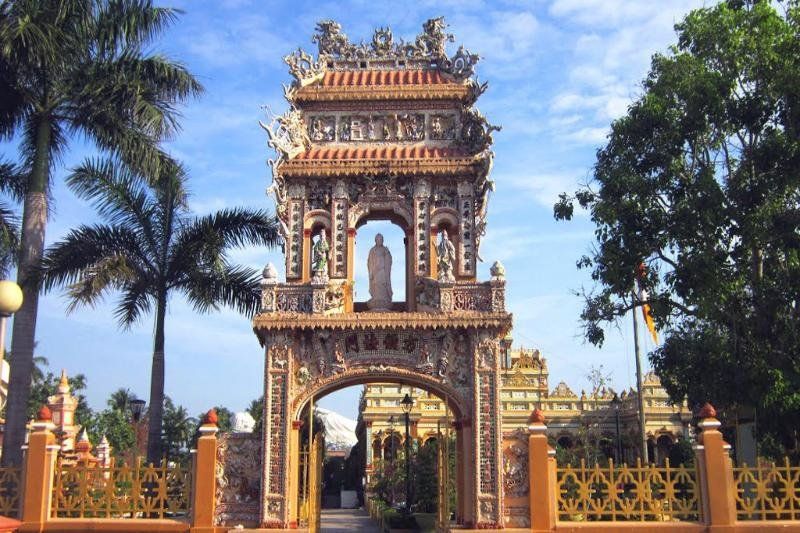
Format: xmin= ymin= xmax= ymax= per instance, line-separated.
xmin=191 ymin=409 xmax=219 ymax=533
xmin=331 ymin=180 xmax=348 ymax=279
xmin=285 ymin=185 xmax=305 ymax=281
xmin=457 ymin=180 xmax=476 ymax=278
xmin=474 ymin=334 xmax=504 ymax=528
xmin=413 ymin=179 xmax=431 ymax=277
xmin=527 ymin=409 xmax=556 ymax=532
xmin=694 ymin=403 xmax=736 ymax=528
xmin=288 ymin=420 xmax=302 ymax=528
xmin=20 ymin=406 xmax=58 ymax=530
xmin=261 ymin=333 xmax=292 ymax=528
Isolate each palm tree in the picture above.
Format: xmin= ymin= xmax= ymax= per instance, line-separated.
xmin=0 ymin=159 xmax=24 ymax=275
xmin=107 ymin=387 xmax=136 ymax=413
xmin=38 ymin=158 xmax=280 ymax=463
xmin=0 ymin=0 xmax=202 ymax=465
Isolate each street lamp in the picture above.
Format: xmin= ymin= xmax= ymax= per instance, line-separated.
xmin=401 ymin=392 xmax=414 ymax=515
xmin=0 ymin=280 xmax=23 ymax=411
xmin=388 ymin=415 xmax=396 ymax=461
xmin=611 ymin=393 xmax=622 ymax=464
xmin=130 ymin=398 xmax=147 ymax=457
xmin=130 ymin=399 xmax=146 ymax=422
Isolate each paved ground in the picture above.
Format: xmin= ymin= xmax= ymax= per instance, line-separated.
xmin=321 ymin=508 xmax=381 ymax=532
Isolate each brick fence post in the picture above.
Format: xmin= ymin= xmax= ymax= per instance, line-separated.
xmin=694 ymin=402 xmax=736 ymax=528
xmin=528 ymin=409 xmax=556 ymax=532
xmin=19 ymin=406 xmax=59 ymax=533
xmin=190 ymin=409 xmax=219 ymax=533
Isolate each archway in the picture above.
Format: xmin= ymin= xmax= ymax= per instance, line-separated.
xmin=294 ymin=379 xmax=460 ymax=529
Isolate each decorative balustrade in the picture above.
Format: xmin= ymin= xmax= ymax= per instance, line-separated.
xmin=734 ymin=459 xmax=800 ymax=520
xmin=556 ymin=459 xmax=700 ymax=522
xmin=416 ymin=277 xmax=505 ymax=313
xmin=260 ymin=280 xmax=347 ymax=314
xmin=0 ymin=466 xmax=22 ymax=517
xmin=51 ymin=458 xmax=191 ymax=519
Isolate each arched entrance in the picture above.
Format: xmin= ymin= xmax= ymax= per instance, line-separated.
xmin=296 ymin=380 xmax=458 ymax=528
xmin=255 ymin=316 xmax=510 ymax=529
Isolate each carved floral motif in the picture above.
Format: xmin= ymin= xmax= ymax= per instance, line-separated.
xmin=215 ymin=434 xmax=261 ymax=526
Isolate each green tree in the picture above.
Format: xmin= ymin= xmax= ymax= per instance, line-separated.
xmin=247 ymin=396 xmax=264 ymax=435
xmin=0 ymin=0 xmax=202 ymax=466
xmin=162 ymin=396 xmax=194 ymax=463
xmin=85 ymin=407 xmax=135 ymax=459
xmin=37 ymin=159 xmax=280 ymax=463
xmin=554 ymin=1 xmax=800 ymax=447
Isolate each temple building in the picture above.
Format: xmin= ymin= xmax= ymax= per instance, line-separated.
xmin=358 ymin=342 xmax=693 ymax=478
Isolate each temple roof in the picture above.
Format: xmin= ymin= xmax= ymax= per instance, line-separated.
xmin=320 ymin=70 xmax=451 ymax=87
xmin=294 ymin=145 xmax=466 ymax=161
xmin=253 ymin=311 xmax=512 ymax=338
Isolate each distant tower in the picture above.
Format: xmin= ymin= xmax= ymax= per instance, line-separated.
xmin=47 ymin=369 xmax=79 ymax=451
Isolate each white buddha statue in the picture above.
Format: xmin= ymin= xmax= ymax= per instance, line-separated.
xmin=367 ymin=233 xmax=392 ymax=311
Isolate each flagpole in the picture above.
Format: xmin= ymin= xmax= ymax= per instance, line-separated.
xmin=632 ymin=288 xmax=649 ymax=464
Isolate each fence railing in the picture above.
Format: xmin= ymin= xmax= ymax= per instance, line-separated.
xmin=734 ymin=458 xmax=800 ymax=521
xmin=0 ymin=466 xmax=22 ymax=518
xmin=556 ymin=459 xmax=701 ymax=522
xmin=51 ymin=458 xmax=191 ymax=519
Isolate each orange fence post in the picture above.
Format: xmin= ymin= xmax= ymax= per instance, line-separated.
xmin=528 ymin=409 xmax=556 ymax=532
xmin=190 ymin=409 xmax=219 ymax=533
xmin=694 ymin=402 xmax=736 ymax=528
xmin=19 ymin=406 xmax=59 ymax=533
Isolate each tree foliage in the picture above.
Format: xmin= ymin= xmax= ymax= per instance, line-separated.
xmin=554 ymin=0 xmax=800 ymax=446
xmin=0 ymin=0 xmax=202 ymax=467
xmin=37 ymin=158 xmax=280 ymax=463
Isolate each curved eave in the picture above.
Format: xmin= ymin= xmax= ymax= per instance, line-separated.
xmin=278 ymin=156 xmax=486 ymax=178
xmin=292 ymin=85 xmax=472 ymax=103
xmin=252 ymin=311 xmax=513 ymax=339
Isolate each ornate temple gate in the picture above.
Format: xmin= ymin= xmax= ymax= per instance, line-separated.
xmin=253 ymin=17 xmax=511 ymax=529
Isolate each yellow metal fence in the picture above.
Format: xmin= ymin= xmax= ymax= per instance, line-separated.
xmin=51 ymin=458 xmax=191 ymax=519
xmin=556 ymin=459 xmax=700 ymax=522
xmin=0 ymin=466 xmax=22 ymax=518
xmin=734 ymin=458 xmax=800 ymax=521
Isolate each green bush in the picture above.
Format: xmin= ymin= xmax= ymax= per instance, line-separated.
xmin=382 ymin=508 xmax=418 ymax=530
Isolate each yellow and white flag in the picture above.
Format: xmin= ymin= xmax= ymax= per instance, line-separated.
xmin=637 ymin=263 xmax=659 ymax=344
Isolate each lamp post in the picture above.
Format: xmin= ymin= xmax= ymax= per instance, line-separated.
xmin=0 ymin=280 xmax=22 ymax=411
xmin=388 ymin=415 xmax=396 ymax=505
xmin=401 ymin=392 xmax=414 ymax=515
xmin=611 ymin=393 xmax=622 ymax=464
xmin=130 ymin=398 xmax=147 ymax=457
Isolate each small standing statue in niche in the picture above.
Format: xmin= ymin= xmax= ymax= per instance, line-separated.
xmin=437 ymin=230 xmax=456 ymax=282
xmin=312 ymin=231 xmax=330 ymax=283
xmin=367 ymin=233 xmax=393 ymax=310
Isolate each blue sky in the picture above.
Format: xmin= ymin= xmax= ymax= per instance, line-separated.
xmin=2 ymin=0 xmax=708 ymax=421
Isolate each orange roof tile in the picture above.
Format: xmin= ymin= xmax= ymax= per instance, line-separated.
xmin=295 ymin=145 xmax=467 ymax=161
xmin=320 ymin=69 xmax=452 ymax=87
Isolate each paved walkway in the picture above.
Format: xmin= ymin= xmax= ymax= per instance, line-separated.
xmin=321 ymin=508 xmax=381 ymax=532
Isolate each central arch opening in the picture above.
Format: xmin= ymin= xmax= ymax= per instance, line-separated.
xmin=295 ymin=380 xmax=461 ymax=530
xmin=353 ymin=218 xmax=409 ymax=312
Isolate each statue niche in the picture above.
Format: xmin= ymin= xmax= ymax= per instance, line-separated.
xmin=367 ymin=233 xmax=392 ymax=311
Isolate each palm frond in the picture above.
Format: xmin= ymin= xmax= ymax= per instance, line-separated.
xmin=64 ymin=253 xmax=137 ymax=313
xmin=93 ymin=1 xmax=181 ymax=56
xmin=180 ymin=264 xmax=262 ymax=318
xmin=0 ymin=199 xmax=19 ymax=276
xmin=113 ymin=276 xmax=152 ymax=328
xmin=36 ymin=224 xmax=151 ymax=293
xmin=171 ymin=208 xmax=281 ymax=264
xmin=0 ymin=158 xmax=26 ymax=199
xmin=66 ymin=157 xmax=160 ymax=255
